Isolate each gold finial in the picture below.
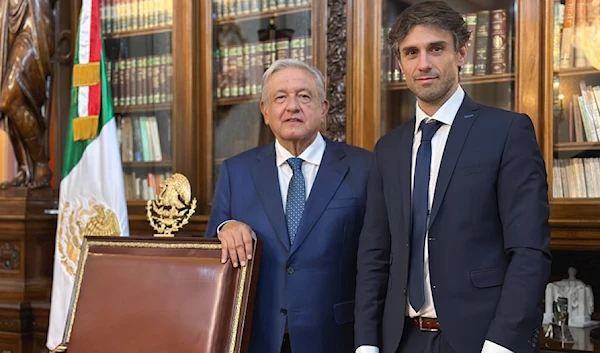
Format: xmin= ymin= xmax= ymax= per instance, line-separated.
xmin=146 ymin=173 xmax=197 ymax=237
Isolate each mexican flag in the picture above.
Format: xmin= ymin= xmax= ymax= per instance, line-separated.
xmin=46 ymin=0 xmax=129 ymax=349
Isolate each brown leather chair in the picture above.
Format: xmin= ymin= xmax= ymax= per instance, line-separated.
xmin=57 ymin=236 xmax=260 ymax=353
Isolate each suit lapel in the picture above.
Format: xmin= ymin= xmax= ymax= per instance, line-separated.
xmin=399 ymin=121 xmax=416 ymax=235
xmin=250 ymin=144 xmax=290 ymax=251
xmin=290 ymin=139 xmax=348 ymax=255
xmin=428 ymin=95 xmax=480 ymax=228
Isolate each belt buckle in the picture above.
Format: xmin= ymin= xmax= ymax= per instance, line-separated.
xmin=418 ymin=317 xmax=439 ymax=332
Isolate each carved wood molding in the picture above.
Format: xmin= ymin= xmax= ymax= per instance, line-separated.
xmin=0 ymin=242 xmax=20 ymax=271
xmin=326 ymin=0 xmax=347 ymax=142
xmin=57 ymin=29 xmax=73 ymax=64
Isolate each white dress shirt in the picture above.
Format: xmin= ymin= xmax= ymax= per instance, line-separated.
xmin=217 ymin=133 xmax=325 ymax=233
xmin=275 ymin=132 xmax=325 ymax=208
xmin=356 ymin=86 xmax=512 ymax=353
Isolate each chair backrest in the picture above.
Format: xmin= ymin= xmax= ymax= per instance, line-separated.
xmin=62 ymin=236 xmax=261 ymax=353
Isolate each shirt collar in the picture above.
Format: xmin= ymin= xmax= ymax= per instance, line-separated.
xmin=275 ymin=132 xmax=326 ymax=167
xmin=414 ymin=85 xmax=465 ymax=134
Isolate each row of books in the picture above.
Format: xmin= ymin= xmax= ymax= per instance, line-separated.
xmin=215 ymin=0 xmax=311 ymax=19
xmin=553 ymin=158 xmax=600 ymax=198
xmin=382 ymin=8 xmax=510 ymax=83
xmin=100 ymin=0 xmax=173 ymax=35
xmin=107 ymin=54 xmax=173 ymax=107
xmin=124 ymin=171 xmax=172 ymax=200
xmin=117 ymin=115 xmax=171 ymax=163
xmin=565 ymin=81 xmax=600 ymax=142
xmin=216 ymin=36 xmax=312 ymax=99
xmin=554 ymin=0 xmax=599 ymax=70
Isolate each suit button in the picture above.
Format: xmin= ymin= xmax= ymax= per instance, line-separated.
xmin=280 ymin=308 xmax=287 ymax=315
xmin=287 ymin=266 xmax=294 ymax=274
xmin=406 ymin=242 xmax=409 ymax=247
xmin=432 ymin=285 xmax=437 ymax=289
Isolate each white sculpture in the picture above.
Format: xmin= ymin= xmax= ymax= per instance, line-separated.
xmin=543 ymin=267 xmax=596 ymax=328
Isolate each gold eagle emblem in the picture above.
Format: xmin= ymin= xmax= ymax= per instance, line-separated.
xmin=57 ymin=198 xmax=121 ymax=276
xmin=146 ymin=173 xmax=197 ymax=236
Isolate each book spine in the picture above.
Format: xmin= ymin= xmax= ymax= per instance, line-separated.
xmin=490 ymin=9 xmax=507 ymax=74
xmin=221 ymin=46 xmax=230 ymax=98
xmin=462 ymin=13 xmax=477 ymax=77
xmin=474 ymin=10 xmax=491 ymax=76
xmin=166 ymin=54 xmax=173 ymax=102
xmin=159 ymin=54 xmax=168 ymax=103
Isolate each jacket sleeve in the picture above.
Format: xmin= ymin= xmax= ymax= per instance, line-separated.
xmin=355 ymin=144 xmax=391 ymax=349
xmin=205 ymin=160 xmax=232 ymax=238
xmin=486 ymin=113 xmax=552 ymax=351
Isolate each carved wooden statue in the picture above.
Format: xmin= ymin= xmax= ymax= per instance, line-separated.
xmin=0 ymin=0 xmax=56 ymax=189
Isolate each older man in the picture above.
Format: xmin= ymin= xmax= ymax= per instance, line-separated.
xmin=206 ymin=58 xmax=372 ymax=353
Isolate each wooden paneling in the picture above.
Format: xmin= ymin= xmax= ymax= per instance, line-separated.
xmin=539 ymin=0 xmax=600 ymax=248
xmin=0 ymin=188 xmax=58 ymax=353
xmin=171 ymin=0 xmax=197 ymax=209
xmin=516 ymin=0 xmax=544 ymax=140
xmin=197 ymin=0 xmax=214 ymax=216
xmin=346 ymin=0 xmax=381 ymax=150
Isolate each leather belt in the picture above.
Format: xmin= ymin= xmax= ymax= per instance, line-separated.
xmin=411 ymin=317 xmax=441 ymax=331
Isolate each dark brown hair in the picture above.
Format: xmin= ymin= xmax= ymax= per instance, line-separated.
xmin=388 ymin=1 xmax=471 ymax=59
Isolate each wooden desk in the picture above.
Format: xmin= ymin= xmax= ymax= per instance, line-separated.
xmin=540 ymin=325 xmax=600 ymax=352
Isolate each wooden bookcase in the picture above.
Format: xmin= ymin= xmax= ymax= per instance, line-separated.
xmin=541 ymin=0 xmax=600 ymax=251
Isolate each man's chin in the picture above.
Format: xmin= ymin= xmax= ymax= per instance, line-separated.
xmin=414 ymin=91 xmax=443 ymax=104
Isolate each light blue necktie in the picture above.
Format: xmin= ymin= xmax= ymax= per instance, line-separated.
xmin=409 ymin=119 xmax=442 ymax=312
xmin=285 ymin=157 xmax=305 ymax=245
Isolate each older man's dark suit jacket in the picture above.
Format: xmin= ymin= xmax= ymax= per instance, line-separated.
xmin=355 ymin=95 xmax=552 ymax=353
xmin=207 ymin=138 xmax=372 ymax=353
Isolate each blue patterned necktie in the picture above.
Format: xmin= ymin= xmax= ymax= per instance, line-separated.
xmin=409 ymin=119 xmax=443 ymax=312
xmin=286 ymin=157 xmax=305 ymax=245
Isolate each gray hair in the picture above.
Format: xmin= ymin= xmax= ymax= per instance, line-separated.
xmin=261 ymin=59 xmax=326 ymax=105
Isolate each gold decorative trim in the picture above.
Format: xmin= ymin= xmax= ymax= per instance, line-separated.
xmin=87 ymin=240 xmax=222 ymax=250
xmin=73 ymin=62 xmax=100 ymax=87
xmin=72 ymin=115 xmax=99 ymax=141
xmin=65 ymin=240 xmax=90 ymax=342
xmin=229 ymin=264 xmax=247 ymax=353
xmin=63 ymin=239 xmax=251 ymax=353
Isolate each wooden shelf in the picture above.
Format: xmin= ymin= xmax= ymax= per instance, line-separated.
xmin=113 ymin=103 xmax=171 ymax=113
xmin=385 ymin=73 xmax=515 ymax=91
xmin=122 ymin=161 xmax=172 ymax=168
xmin=554 ymin=66 xmax=600 ymax=78
xmin=103 ymin=26 xmax=172 ymax=39
xmin=216 ymin=4 xmax=310 ymax=25
xmin=217 ymin=95 xmax=261 ymax=106
xmin=554 ymin=142 xmax=600 ymax=152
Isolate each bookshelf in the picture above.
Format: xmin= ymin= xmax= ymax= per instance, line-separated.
xmin=103 ymin=26 xmax=172 ymax=39
xmin=217 ymin=94 xmax=262 ymax=106
xmin=101 ymin=1 xmax=175 ymax=202
xmin=555 ymin=66 xmax=600 ymax=77
xmin=113 ymin=102 xmax=172 ymax=113
xmin=386 ymin=73 xmax=516 ymax=91
xmin=97 ymin=0 xmax=197 ymax=232
xmin=215 ymin=4 xmax=311 ymax=25
xmin=543 ymin=0 xmax=600 ymax=249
